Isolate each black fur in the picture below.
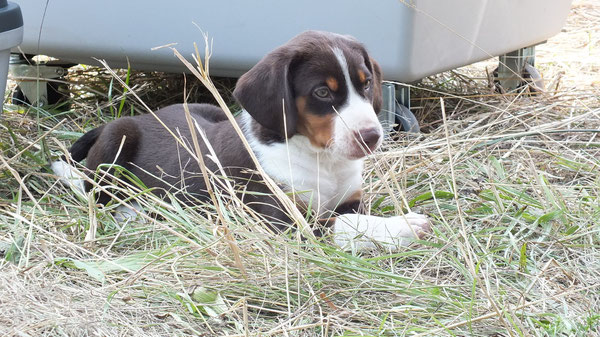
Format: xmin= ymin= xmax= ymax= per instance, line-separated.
xmin=233 ymin=50 xmax=298 ymax=140
xmin=62 ymin=31 xmax=385 ymax=233
xmin=68 ymin=125 xmax=105 ymax=162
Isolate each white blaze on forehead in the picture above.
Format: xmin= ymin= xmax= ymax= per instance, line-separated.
xmin=331 ymin=47 xmax=383 ymax=155
xmin=331 ymin=47 xmax=359 ymax=101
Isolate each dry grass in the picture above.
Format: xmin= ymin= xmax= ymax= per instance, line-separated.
xmin=1 ymin=1 xmax=599 ymax=336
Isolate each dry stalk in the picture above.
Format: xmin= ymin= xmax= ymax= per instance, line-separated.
xmin=169 ymin=35 xmax=317 ymax=242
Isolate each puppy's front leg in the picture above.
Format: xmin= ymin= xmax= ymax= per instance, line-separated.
xmin=332 ymin=212 xmax=431 ymax=251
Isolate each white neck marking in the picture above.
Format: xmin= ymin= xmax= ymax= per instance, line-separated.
xmin=240 ymin=111 xmax=363 ymax=215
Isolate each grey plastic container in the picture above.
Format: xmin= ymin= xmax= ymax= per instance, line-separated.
xmin=15 ymin=0 xmax=571 ymax=81
xmin=0 ymin=0 xmax=23 ymax=111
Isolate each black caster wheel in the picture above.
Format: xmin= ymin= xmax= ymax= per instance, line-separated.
xmin=11 ymin=80 xmax=69 ymax=107
xmin=395 ymin=102 xmax=420 ymax=133
xmin=11 ymin=86 xmax=29 ymax=105
xmin=9 ymin=53 xmax=73 ymax=108
xmin=522 ymin=63 xmax=544 ymax=92
xmin=493 ymin=64 xmax=545 ymax=93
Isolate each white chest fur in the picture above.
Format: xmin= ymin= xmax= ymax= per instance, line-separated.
xmin=241 ymin=112 xmax=363 ymax=215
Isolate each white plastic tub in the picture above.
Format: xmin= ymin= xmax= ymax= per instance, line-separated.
xmin=0 ymin=0 xmax=23 ymax=111
xmin=14 ymin=0 xmax=571 ymax=82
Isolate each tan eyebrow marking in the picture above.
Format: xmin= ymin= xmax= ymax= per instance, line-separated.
xmin=326 ymin=77 xmax=339 ymax=91
xmin=358 ymin=70 xmax=366 ymax=83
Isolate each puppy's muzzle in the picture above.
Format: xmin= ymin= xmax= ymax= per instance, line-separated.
xmin=354 ymin=127 xmax=382 ymax=153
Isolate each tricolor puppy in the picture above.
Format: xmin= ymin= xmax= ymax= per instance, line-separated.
xmin=52 ymin=31 xmax=431 ymax=250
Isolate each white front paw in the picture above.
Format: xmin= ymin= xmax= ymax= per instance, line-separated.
xmin=333 ymin=212 xmax=432 ymax=251
xmin=112 ymin=201 xmax=146 ymax=223
xmin=389 ymin=212 xmax=431 ymax=240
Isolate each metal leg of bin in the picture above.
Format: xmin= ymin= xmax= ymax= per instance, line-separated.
xmin=497 ymin=46 xmax=539 ymax=92
xmin=379 ymin=82 xmax=397 ymax=133
xmin=9 ymin=54 xmax=69 ymax=107
xmin=395 ymin=84 xmax=419 ymax=133
xmin=396 ymin=84 xmax=410 ymax=111
xmin=379 ymin=82 xmax=420 ymax=134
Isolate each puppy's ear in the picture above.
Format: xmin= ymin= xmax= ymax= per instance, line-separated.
xmin=233 ymin=49 xmax=298 ymax=139
xmin=369 ymin=58 xmax=383 ymax=113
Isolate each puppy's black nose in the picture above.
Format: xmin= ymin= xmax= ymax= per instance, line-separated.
xmin=356 ymin=127 xmax=382 ymax=151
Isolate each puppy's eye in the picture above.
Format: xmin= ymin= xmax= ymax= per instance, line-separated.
xmin=314 ymin=87 xmax=331 ymax=99
xmin=364 ymin=79 xmax=372 ymax=91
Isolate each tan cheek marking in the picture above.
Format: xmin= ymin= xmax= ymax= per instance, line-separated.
xmin=358 ymin=70 xmax=367 ymax=83
xmin=299 ymin=113 xmax=335 ymax=149
xmin=296 ymin=96 xmax=307 ymax=113
xmin=326 ymin=77 xmax=339 ymax=91
xmin=295 ymin=96 xmax=335 ymax=149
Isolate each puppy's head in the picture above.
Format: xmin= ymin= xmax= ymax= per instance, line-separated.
xmin=234 ymin=30 xmax=384 ymax=160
